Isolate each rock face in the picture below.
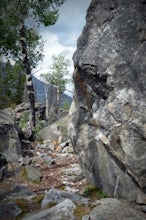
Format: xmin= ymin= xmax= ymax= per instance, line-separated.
xmin=0 ymin=203 xmax=22 ymax=219
xmin=22 ymin=199 xmax=76 ymax=220
xmin=41 ymin=188 xmax=89 ymax=208
xmin=82 ymin=198 xmax=146 ymax=220
xmin=0 ymin=110 xmax=22 ymax=162
xmin=69 ymin=0 xmax=146 ymax=203
xmin=40 ymin=113 xmax=69 ymax=144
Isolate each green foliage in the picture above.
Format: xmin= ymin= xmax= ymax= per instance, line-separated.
xmin=62 ymin=100 xmax=70 ymax=110
xmin=0 ymin=60 xmax=25 ymax=109
xmin=46 ymin=202 xmax=57 ymax=209
xmin=0 ymin=0 xmax=66 ymax=128
xmin=34 ymin=118 xmax=44 ymax=143
xmin=26 ymin=28 xmax=44 ymax=69
xmin=14 ymin=198 xmax=30 ymax=214
xmin=19 ymin=112 xmax=29 ymax=129
xmin=14 ymin=195 xmax=43 ymax=215
xmin=74 ymin=204 xmax=91 ymax=220
xmin=0 ymin=0 xmax=66 ymax=64
xmin=19 ymin=112 xmax=43 ymax=142
xmin=83 ymin=184 xmax=107 ymax=200
xmin=41 ymin=54 xmax=70 ymax=94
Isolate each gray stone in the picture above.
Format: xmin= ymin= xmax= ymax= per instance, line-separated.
xmin=61 ymin=140 xmax=73 ymax=153
xmin=43 ymin=156 xmax=55 ymax=165
xmin=40 ymin=115 xmax=69 ymax=142
xmin=25 ymin=165 xmax=42 ymax=182
xmin=38 ymin=142 xmax=54 ymax=150
xmin=0 ymin=154 xmax=8 ymax=180
xmin=0 ymin=188 xmax=6 ymax=201
xmin=69 ymin=0 xmax=146 ymax=203
xmin=62 ymin=145 xmax=73 ymax=153
xmin=18 ymin=157 xmax=32 ymax=165
xmin=22 ymin=199 xmax=76 ymax=220
xmin=6 ymin=184 xmax=37 ymax=200
xmin=61 ymin=164 xmax=82 ymax=176
xmin=60 ymin=139 xmax=71 ymax=148
xmin=141 ymin=206 xmax=146 ymax=213
xmin=82 ymin=216 xmax=90 ymax=220
xmin=0 ymin=110 xmax=22 ymax=162
xmin=38 ymin=152 xmax=47 ymax=158
xmin=82 ymin=198 xmax=146 ymax=220
xmin=0 ymin=203 xmax=22 ymax=219
xmin=41 ymin=188 xmax=89 ymax=208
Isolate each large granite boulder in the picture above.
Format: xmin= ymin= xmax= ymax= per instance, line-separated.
xmin=40 ymin=113 xmax=69 ymax=144
xmin=82 ymin=198 xmax=146 ymax=220
xmin=69 ymin=0 xmax=146 ymax=203
xmin=0 ymin=110 xmax=22 ymax=162
xmin=22 ymin=199 xmax=76 ymax=220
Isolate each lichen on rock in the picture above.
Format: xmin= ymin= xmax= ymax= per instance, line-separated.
xmin=69 ymin=0 xmax=146 ymax=204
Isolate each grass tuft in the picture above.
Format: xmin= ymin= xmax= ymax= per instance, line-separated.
xmin=83 ymin=184 xmax=107 ymax=200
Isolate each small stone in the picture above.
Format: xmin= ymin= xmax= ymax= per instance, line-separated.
xmin=41 ymin=188 xmax=89 ymax=208
xmin=26 ymin=165 xmax=42 ymax=182
xmin=6 ymin=184 xmax=37 ymax=200
xmin=0 ymin=203 xmax=22 ymax=219
xmin=65 ymin=186 xmax=79 ymax=193
xmin=18 ymin=157 xmax=32 ymax=165
xmin=43 ymin=156 xmax=56 ymax=165
xmin=61 ymin=164 xmax=82 ymax=176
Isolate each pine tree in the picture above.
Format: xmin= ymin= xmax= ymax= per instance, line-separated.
xmin=0 ymin=60 xmax=25 ymax=109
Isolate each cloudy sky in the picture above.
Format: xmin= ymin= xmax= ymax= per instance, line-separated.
xmin=34 ymin=0 xmax=91 ymax=82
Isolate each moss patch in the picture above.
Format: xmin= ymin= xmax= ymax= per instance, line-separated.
xmin=46 ymin=202 xmax=57 ymax=209
xmin=14 ymin=195 xmax=44 ymax=219
xmin=74 ymin=204 xmax=91 ymax=220
xmin=14 ymin=198 xmax=30 ymax=214
xmin=83 ymin=184 xmax=107 ymax=201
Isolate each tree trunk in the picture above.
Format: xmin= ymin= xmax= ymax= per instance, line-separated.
xmin=19 ymin=20 xmax=36 ymax=137
xmin=56 ymin=86 xmax=60 ymax=112
xmin=45 ymin=84 xmax=49 ymax=118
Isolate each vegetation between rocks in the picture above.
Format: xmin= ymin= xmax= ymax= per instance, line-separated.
xmin=83 ymin=184 xmax=107 ymax=200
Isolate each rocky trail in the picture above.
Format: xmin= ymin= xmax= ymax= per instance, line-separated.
xmin=28 ymin=142 xmax=87 ymax=195
xmin=1 ymin=139 xmax=146 ymax=220
xmin=0 ymin=139 xmax=90 ymax=219
xmin=1 ymin=0 xmax=146 ymax=218
xmin=0 ymin=103 xmax=146 ymax=219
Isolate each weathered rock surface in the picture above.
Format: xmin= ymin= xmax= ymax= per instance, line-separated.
xmin=0 ymin=203 xmax=22 ymax=219
xmin=22 ymin=199 xmax=76 ymax=220
xmin=6 ymin=184 xmax=37 ymax=200
xmin=82 ymin=198 xmax=146 ymax=220
xmin=25 ymin=165 xmax=42 ymax=183
xmin=0 ymin=110 xmax=22 ymax=162
xmin=69 ymin=0 xmax=146 ymax=203
xmin=15 ymin=102 xmax=46 ymax=122
xmin=41 ymin=188 xmax=89 ymax=208
xmin=40 ymin=114 xmax=69 ymax=144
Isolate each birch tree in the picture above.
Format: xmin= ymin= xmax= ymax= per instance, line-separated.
xmin=0 ymin=0 xmax=65 ymax=139
xmin=41 ymin=54 xmax=70 ymax=117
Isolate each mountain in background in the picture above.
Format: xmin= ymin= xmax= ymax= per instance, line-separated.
xmin=32 ymin=76 xmax=72 ymax=107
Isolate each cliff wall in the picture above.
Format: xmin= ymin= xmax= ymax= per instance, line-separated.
xmin=69 ymin=0 xmax=146 ymax=203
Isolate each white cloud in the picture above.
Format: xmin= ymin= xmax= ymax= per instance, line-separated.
xmin=33 ymin=0 xmax=91 ymax=95
xmin=34 ymin=31 xmax=74 ymax=77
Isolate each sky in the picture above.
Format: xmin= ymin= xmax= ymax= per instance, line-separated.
xmin=34 ymin=0 xmax=91 ymax=94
